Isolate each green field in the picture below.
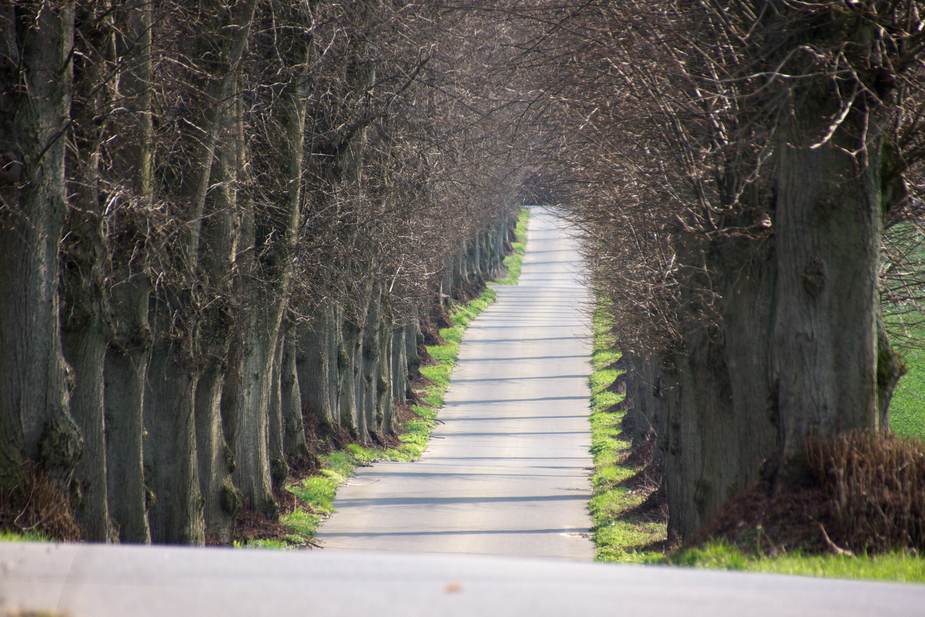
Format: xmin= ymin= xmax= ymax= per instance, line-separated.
xmin=889 ymin=328 xmax=925 ymax=441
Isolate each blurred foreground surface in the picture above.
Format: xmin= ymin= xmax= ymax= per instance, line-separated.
xmin=2 ymin=541 xmax=924 ymax=617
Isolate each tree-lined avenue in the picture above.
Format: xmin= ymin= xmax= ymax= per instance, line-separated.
xmin=316 ymin=207 xmax=595 ymax=559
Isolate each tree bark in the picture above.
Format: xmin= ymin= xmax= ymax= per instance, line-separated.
xmin=771 ymin=88 xmax=885 ymax=482
xmin=268 ymin=335 xmax=289 ymax=491
xmin=144 ymin=333 xmax=204 ymax=544
xmin=281 ymin=327 xmax=311 ymax=461
xmin=104 ymin=327 xmax=151 ymax=544
xmin=0 ymin=2 xmax=82 ymax=486
xmin=230 ymin=1 xmax=311 ymax=515
xmin=104 ymin=0 xmax=155 ymax=544
xmin=296 ymin=310 xmax=335 ymax=433
xmin=143 ymin=0 xmax=257 ymax=542
xmin=194 ymin=71 xmax=243 ymax=546
xmin=61 ymin=1 xmax=118 ymax=541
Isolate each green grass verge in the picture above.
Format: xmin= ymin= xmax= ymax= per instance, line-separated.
xmin=0 ymin=530 xmax=48 ymax=542
xmin=588 ymin=304 xmax=668 ymax=563
xmin=888 ymin=318 xmax=925 ymax=441
xmin=253 ymin=208 xmax=530 ymax=548
xmin=492 ymin=208 xmax=529 ymax=285
xmin=670 ymin=543 xmax=925 ymax=583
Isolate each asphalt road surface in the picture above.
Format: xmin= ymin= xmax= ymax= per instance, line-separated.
xmin=315 ymin=206 xmax=596 ymax=559
xmin=3 ymin=542 xmax=924 ymax=617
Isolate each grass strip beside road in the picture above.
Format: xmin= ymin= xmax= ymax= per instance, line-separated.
xmin=588 ymin=301 xmax=925 ymax=582
xmin=588 ymin=305 xmax=667 ymax=562
xmin=671 ymin=543 xmax=925 ymax=583
xmin=241 ymin=210 xmax=529 ymax=548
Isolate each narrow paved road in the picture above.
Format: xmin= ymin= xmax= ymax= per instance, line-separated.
xmin=316 ymin=207 xmax=595 ymax=559
xmin=5 ymin=209 xmax=925 ymax=617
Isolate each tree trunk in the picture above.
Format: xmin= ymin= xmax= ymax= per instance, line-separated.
xmin=104 ymin=333 xmax=151 ymax=544
xmin=296 ymin=311 xmax=335 ymax=432
xmin=390 ymin=324 xmax=408 ymax=412
xmin=194 ymin=71 xmax=243 ymax=546
xmin=230 ymin=308 xmax=280 ymax=518
xmin=268 ymin=335 xmax=289 ymax=491
xmin=195 ymin=353 xmax=239 ymax=544
xmin=61 ymin=1 xmax=118 ymax=541
xmin=62 ymin=326 xmax=109 ymax=540
xmin=143 ymin=333 xmax=204 ymax=545
xmin=339 ymin=319 xmax=363 ymax=439
xmin=362 ymin=289 xmax=382 ymax=436
xmin=770 ymin=90 xmax=885 ymax=483
xmin=377 ymin=316 xmax=395 ymax=435
xmin=663 ymin=235 xmax=780 ymax=539
xmin=0 ymin=3 xmax=82 ymax=486
xmin=281 ymin=328 xmax=311 ymax=461
xmin=142 ymin=0 xmax=258 ymax=543
xmin=104 ymin=0 xmax=155 ymax=544
xmin=230 ymin=2 xmax=311 ymax=514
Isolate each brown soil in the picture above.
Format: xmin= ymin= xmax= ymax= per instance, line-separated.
xmin=0 ymin=462 xmax=82 ymax=541
xmin=421 ymin=311 xmax=451 ymax=346
xmin=452 ymin=277 xmax=487 ymax=303
xmin=621 ymin=434 xmax=656 ymax=469
xmin=686 ymin=480 xmax=836 ymax=556
xmin=395 ymin=401 xmax=420 ymax=424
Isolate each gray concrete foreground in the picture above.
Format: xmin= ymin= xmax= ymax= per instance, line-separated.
xmin=2 ymin=541 xmax=924 ymax=616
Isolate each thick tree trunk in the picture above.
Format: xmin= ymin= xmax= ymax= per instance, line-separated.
xmin=104 ymin=335 xmax=151 ymax=544
xmin=268 ymin=336 xmax=289 ymax=490
xmin=61 ymin=195 xmax=110 ymax=541
xmin=390 ymin=325 xmax=409 ymax=409
xmin=377 ymin=317 xmax=395 ymax=435
xmin=338 ymin=319 xmax=361 ymax=437
xmin=406 ymin=320 xmax=422 ymax=392
xmin=61 ymin=2 xmax=118 ymax=541
xmin=230 ymin=309 xmax=280 ymax=518
xmin=230 ymin=3 xmax=311 ymax=514
xmin=194 ymin=78 xmax=243 ymax=546
xmin=328 ymin=306 xmax=346 ymax=428
xmin=195 ymin=358 xmax=239 ymax=544
xmin=296 ymin=313 xmax=335 ymax=431
xmin=0 ymin=3 xmax=82 ymax=485
xmin=62 ymin=327 xmax=109 ymax=540
xmin=663 ymin=235 xmax=780 ymax=540
xmin=771 ymin=94 xmax=885 ymax=482
xmin=362 ymin=290 xmax=382 ymax=436
xmin=142 ymin=0 xmax=257 ymax=543
xmin=104 ymin=0 xmax=154 ymax=544
xmin=281 ymin=329 xmax=311 ymax=461
xmin=144 ymin=335 xmax=204 ymax=545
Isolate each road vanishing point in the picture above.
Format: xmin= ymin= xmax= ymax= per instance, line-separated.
xmin=3 ymin=207 xmax=925 ymax=616
xmin=316 ymin=206 xmax=596 ymax=559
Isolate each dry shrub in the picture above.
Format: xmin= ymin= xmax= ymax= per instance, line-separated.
xmin=806 ymin=430 xmax=925 ymax=554
xmin=0 ymin=462 xmax=81 ymax=541
xmin=687 ymin=480 xmax=832 ymax=555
